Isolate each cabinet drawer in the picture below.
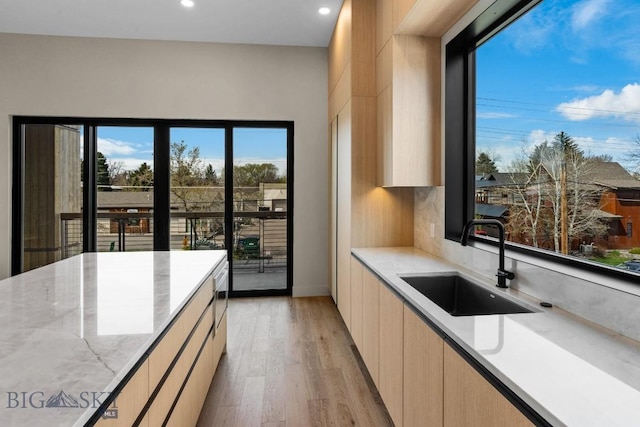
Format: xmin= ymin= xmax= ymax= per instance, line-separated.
xmin=147 ymin=304 xmax=213 ymax=426
xmin=148 ymin=277 xmax=213 ymax=390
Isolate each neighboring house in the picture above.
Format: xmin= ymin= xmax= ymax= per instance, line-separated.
xmin=586 ymin=162 xmax=640 ymax=248
xmin=475 ymin=163 xmax=640 ymax=250
xmin=475 ymin=172 xmax=529 ymax=206
xmin=98 ymin=191 xmax=153 ymax=234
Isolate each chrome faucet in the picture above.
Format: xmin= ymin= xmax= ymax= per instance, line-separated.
xmin=460 ymin=219 xmax=515 ymax=288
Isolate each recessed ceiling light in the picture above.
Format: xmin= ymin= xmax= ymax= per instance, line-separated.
xmin=181 ymin=0 xmax=194 ymax=7
xmin=318 ymin=7 xmax=331 ymax=15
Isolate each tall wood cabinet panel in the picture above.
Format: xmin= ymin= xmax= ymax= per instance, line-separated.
xmin=330 ymin=118 xmax=338 ymax=304
xmin=330 ymin=0 xmax=414 ymax=331
xmin=379 ymin=283 xmax=404 ymax=426
xmin=336 ymin=101 xmax=352 ymax=329
xmin=350 ymin=256 xmax=364 ymax=347
xmin=403 ymin=305 xmax=444 ymax=427
xmin=443 ymin=345 xmax=533 ymax=427
xmin=362 ymin=267 xmax=380 ymax=386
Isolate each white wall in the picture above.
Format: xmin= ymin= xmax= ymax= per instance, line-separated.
xmin=0 ymin=33 xmax=329 ymax=296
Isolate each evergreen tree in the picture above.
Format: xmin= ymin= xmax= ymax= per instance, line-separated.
xmin=128 ymin=162 xmax=153 ymax=190
xmin=97 ymin=152 xmax=110 ymax=189
xmin=476 ymin=152 xmax=498 ymax=175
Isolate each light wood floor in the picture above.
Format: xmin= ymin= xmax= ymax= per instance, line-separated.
xmin=197 ymin=296 xmax=393 ymax=427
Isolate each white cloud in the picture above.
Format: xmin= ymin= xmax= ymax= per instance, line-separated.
xmin=527 ymin=129 xmax=556 ymax=146
xmin=115 ymin=158 xmax=152 ymax=172
xmin=571 ymin=0 xmax=611 ymax=31
xmin=555 ymin=83 xmax=640 ymax=122
xmin=97 ymin=138 xmax=137 ymax=156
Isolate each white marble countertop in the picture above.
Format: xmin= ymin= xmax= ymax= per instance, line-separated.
xmin=352 ymin=247 xmax=640 ymax=427
xmin=0 ymin=250 xmax=226 ymax=427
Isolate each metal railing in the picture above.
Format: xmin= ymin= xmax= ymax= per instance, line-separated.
xmin=60 ymin=210 xmax=288 ymax=273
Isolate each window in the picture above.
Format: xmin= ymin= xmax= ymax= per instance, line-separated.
xmin=445 ymin=0 xmax=640 ymax=278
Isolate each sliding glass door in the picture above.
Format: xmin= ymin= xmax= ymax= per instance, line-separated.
xmin=231 ymin=127 xmax=289 ymax=293
xmin=13 ymin=118 xmax=293 ymax=297
xmin=168 ymin=127 xmax=226 ymax=252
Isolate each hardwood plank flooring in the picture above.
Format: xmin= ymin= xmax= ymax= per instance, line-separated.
xmin=197 ymin=297 xmax=393 ymax=427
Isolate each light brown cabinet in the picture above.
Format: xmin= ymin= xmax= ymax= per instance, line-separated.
xmin=350 ymin=256 xmax=364 ymax=348
xmin=362 ymin=267 xmax=380 ymax=386
xmin=329 ymin=0 xmax=414 ymax=331
xmin=95 ymin=265 xmax=227 ymax=427
xmin=376 ymin=34 xmax=441 ymax=187
xmin=444 ymin=345 xmax=533 ymax=427
xmin=403 ymin=305 xmax=444 ymax=427
xmin=347 ymin=257 xmax=538 ymax=427
xmin=379 ymin=283 xmax=404 ymax=426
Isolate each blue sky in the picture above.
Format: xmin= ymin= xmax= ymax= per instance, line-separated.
xmin=96 ymin=126 xmax=287 ymax=175
xmin=476 ymin=0 xmax=640 ymax=173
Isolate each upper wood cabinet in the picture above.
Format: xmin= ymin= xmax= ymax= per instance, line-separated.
xmin=395 ymin=0 xmax=479 ymax=37
xmin=376 ymin=34 xmax=441 ymax=187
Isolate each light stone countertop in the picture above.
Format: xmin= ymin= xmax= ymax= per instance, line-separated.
xmin=0 ymin=250 xmax=226 ymax=427
xmin=352 ymin=247 xmax=640 ymax=427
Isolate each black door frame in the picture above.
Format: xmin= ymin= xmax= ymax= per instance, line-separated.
xmin=11 ymin=116 xmax=294 ymax=297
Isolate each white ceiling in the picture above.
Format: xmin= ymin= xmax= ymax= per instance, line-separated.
xmin=0 ymin=0 xmax=344 ymax=47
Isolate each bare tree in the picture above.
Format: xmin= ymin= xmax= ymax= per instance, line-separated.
xmin=171 ymin=141 xmax=224 ymax=243
xmin=505 ymin=150 xmax=545 ymax=248
xmin=626 ymin=134 xmax=640 ymax=173
xmin=107 ymin=160 xmax=126 ymax=186
xmin=505 ymin=133 xmax=608 ymax=252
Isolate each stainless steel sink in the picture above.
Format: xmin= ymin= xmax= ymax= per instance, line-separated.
xmin=400 ymin=275 xmax=533 ymax=316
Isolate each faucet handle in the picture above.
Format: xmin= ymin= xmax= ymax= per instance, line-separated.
xmin=496 ymin=269 xmax=515 ymax=280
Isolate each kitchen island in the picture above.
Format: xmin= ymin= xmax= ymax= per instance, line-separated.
xmin=0 ymin=250 xmax=228 ymax=426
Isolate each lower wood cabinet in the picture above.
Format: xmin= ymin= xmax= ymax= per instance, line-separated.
xmin=403 ymin=305 xmax=444 ymax=427
xmin=346 ymin=257 xmax=536 ymax=427
xmin=443 ymin=345 xmax=533 ymax=427
xmin=362 ymin=267 xmax=380 ymax=386
xmin=94 ymin=264 xmax=227 ymax=427
xmin=350 ymin=256 xmax=364 ymax=349
xmin=378 ymin=283 xmax=404 ymax=426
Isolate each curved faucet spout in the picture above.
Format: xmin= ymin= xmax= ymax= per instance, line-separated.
xmin=460 ymin=219 xmax=515 ymax=288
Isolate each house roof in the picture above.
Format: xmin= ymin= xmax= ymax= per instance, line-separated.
xmin=476 ymin=172 xmax=529 ymax=188
xmin=583 ymin=162 xmax=640 ymax=190
xmin=475 ymin=203 xmax=508 ymax=218
xmin=97 ymin=188 xmax=227 ymax=209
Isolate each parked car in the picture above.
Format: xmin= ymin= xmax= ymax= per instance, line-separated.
xmin=616 ymin=260 xmax=640 ymax=272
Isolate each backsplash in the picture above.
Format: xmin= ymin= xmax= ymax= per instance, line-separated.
xmin=415 ymin=186 xmax=640 ymax=342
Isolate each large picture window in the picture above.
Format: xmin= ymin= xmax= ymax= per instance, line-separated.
xmin=445 ymin=0 xmax=640 ymax=278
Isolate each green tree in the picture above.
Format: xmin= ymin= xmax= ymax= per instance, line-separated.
xmin=204 ymin=164 xmax=219 ymax=185
xmin=476 ymin=152 xmax=499 ymax=175
xmin=128 ymin=162 xmax=153 ymax=190
xmin=97 ymin=152 xmax=110 ymax=190
xmin=233 ymin=163 xmax=281 ymax=187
